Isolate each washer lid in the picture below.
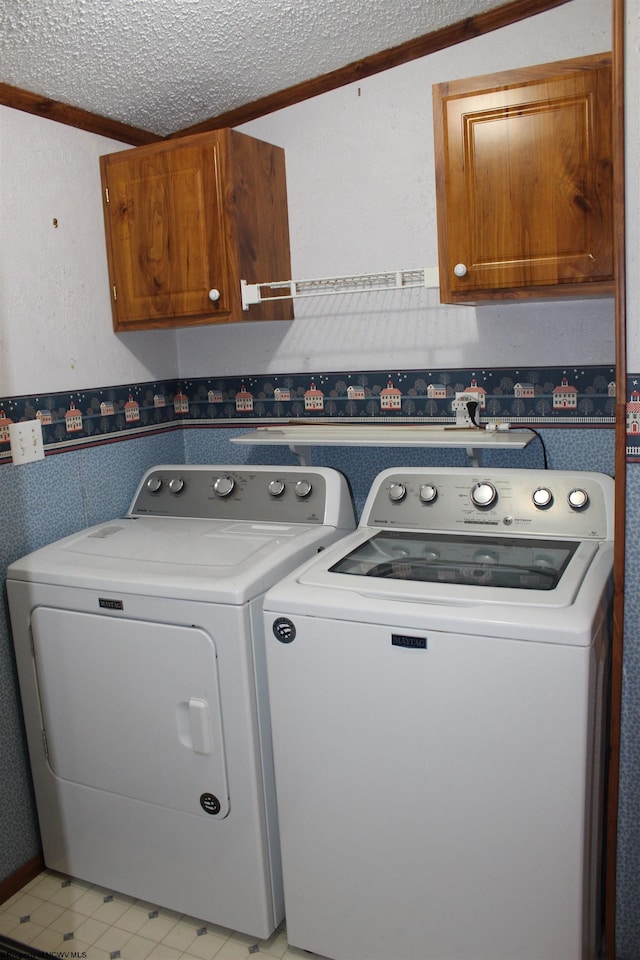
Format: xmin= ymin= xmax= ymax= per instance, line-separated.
xmin=262 ymin=525 xmax=613 ymax=644
xmin=299 ymin=528 xmax=601 ymax=608
xmin=329 ymin=530 xmax=580 ymax=591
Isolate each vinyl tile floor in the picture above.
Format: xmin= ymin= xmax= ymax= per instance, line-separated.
xmin=0 ymin=870 xmax=328 ymax=960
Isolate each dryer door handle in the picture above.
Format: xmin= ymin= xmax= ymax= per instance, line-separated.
xmin=189 ymin=697 xmax=212 ymax=754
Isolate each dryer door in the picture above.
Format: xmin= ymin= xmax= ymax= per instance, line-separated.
xmin=31 ymin=607 xmax=230 ymax=818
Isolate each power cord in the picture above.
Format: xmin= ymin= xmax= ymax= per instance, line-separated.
xmin=526 ymin=428 xmax=549 ymax=469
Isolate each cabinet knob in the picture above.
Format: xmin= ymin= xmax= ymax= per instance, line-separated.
xmin=453 ymin=263 xmax=468 ymax=278
xmin=208 ymin=288 xmax=221 ymax=302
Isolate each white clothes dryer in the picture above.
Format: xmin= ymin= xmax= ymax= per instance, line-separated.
xmin=263 ymin=467 xmax=614 ymax=960
xmin=7 ymin=464 xmax=355 ymax=939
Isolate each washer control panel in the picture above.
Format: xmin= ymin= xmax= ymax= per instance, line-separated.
xmin=130 ymin=466 xmax=334 ymax=523
xmin=365 ymin=468 xmax=613 ymax=540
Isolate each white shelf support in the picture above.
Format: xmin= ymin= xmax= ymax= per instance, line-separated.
xmin=241 ymin=267 xmax=440 ymax=310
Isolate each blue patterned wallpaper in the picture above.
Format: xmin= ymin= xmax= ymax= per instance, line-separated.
xmin=617 ymin=462 xmax=640 ymax=960
xmin=0 ymin=364 xmax=619 ymax=465
xmin=2 ymin=366 xmax=638 ymax=959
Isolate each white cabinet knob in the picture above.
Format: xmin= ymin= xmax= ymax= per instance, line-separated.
xmin=453 ymin=263 xmax=468 ymax=278
xmin=208 ymin=288 xmax=221 ymax=302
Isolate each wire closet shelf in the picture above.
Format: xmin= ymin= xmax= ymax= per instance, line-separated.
xmin=240 ymin=267 xmax=438 ymax=310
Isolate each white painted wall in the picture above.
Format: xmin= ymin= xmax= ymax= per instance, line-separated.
xmin=176 ymin=0 xmax=614 ymax=378
xmin=0 ymin=0 xmax=614 ymax=400
xmin=0 ymin=107 xmax=178 ymax=396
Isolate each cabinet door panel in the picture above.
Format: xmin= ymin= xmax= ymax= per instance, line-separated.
xmin=434 ymin=55 xmax=613 ymax=302
xmin=104 ymin=140 xmax=230 ymax=327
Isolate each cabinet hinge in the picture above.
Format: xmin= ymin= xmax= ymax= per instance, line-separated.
xmin=112 ymin=284 xmax=117 ymax=302
xmin=104 ymin=186 xmax=110 ymax=204
xmin=42 ymin=729 xmax=49 ymax=761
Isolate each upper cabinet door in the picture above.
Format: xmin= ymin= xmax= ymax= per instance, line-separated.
xmin=100 ymin=130 xmax=293 ymax=331
xmin=102 ymin=136 xmax=230 ymax=328
xmin=433 ymin=53 xmax=613 ymax=303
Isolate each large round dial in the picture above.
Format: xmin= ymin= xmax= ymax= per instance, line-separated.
xmin=388 ymin=482 xmax=406 ymax=502
xmin=146 ymin=476 xmax=162 ymax=494
xmin=568 ymin=488 xmax=589 ymax=510
xmin=470 ymin=481 xmax=497 ymax=508
xmin=213 ymin=476 xmax=235 ymax=498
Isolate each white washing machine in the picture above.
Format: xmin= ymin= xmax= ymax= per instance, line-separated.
xmin=263 ymin=467 xmax=614 ymax=960
xmin=7 ymin=464 xmax=355 ymax=939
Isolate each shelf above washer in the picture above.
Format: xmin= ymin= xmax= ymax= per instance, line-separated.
xmin=230 ymin=424 xmax=536 ymax=467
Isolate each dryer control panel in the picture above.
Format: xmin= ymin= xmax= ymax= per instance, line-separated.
xmin=129 ymin=465 xmax=354 ymax=527
xmin=364 ymin=468 xmax=614 ymax=540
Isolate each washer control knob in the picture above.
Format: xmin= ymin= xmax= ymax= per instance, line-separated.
xmin=532 ymin=487 xmax=553 ymax=509
xmin=388 ymin=482 xmax=407 ymax=502
xmin=568 ymin=488 xmax=589 ymax=510
xmin=419 ymin=483 xmax=438 ymax=503
xmin=168 ymin=477 xmax=185 ymax=495
xmin=294 ymin=479 xmax=312 ymax=499
xmin=470 ymin=481 xmax=497 ymax=508
xmin=146 ymin=476 xmax=162 ymax=494
xmin=268 ymin=479 xmax=286 ymax=498
xmin=213 ymin=476 xmax=235 ymax=498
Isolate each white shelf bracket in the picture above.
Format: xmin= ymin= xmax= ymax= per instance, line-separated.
xmin=465 ymin=447 xmax=483 ymax=468
xmin=288 ymin=444 xmax=312 ymax=466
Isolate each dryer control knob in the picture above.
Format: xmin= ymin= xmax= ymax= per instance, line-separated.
xmin=568 ymin=488 xmax=589 ymax=510
xmin=388 ymin=482 xmax=407 ymax=502
xmin=146 ymin=476 xmax=162 ymax=494
xmin=213 ymin=476 xmax=235 ymax=498
xmin=532 ymin=487 xmax=553 ymax=509
xmin=268 ymin=479 xmax=286 ymax=497
xmin=294 ymin=479 xmax=313 ymax=499
xmin=470 ymin=481 xmax=497 ymax=508
xmin=419 ymin=483 xmax=438 ymax=503
xmin=168 ymin=477 xmax=185 ymax=495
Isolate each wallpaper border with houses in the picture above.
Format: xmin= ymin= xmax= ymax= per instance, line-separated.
xmin=0 ymin=364 xmax=625 ymax=465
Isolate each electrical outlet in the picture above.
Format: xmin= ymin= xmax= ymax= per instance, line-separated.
xmin=452 ymin=392 xmax=480 ymax=427
xmin=9 ymin=419 xmax=45 ymax=465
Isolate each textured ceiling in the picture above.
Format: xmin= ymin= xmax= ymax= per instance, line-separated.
xmin=1 ymin=0 xmax=508 ymax=136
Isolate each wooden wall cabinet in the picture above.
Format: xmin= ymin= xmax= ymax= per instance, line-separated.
xmin=433 ymin=53 xmax=613 ymax=303
xmin=100 ymin=129 xmax=293 ymax=331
